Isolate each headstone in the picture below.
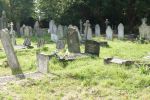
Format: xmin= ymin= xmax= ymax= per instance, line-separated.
xmin=63 ymin=26 xmax=68 ymax=38
xmin=34 ymin=21 xmax=40 ymax=36
xmin=0 ymin=29 xmax=20 ymax=69
xmin=56 ymin=40 xmax=65 ymax=50
xmin=79 ymin=20 xmax=83 ymax=34
xmin=20 ymin=24 xmax=26 ymax=36
xmin=37 ymin=53 xmax=49 ymax=74
xmin=105 ymin=19 xmax=110 ymax=28
xmin=51 ymin=22 xmax=58 ymax=42
xmin=23 ymin=26 xmax=31 ymax=47
xmin=139 ymin=18 xmax=150 ymax=40
xmin=1 ymin=11 xmax=7 ymax=29
xmin=84 ymin=20 xmax=92 ymax=40
xmin=85 ymin=40 xmax=100 ymax=56
xmin=29 ymin=26 xmax=33 ymax=36
xmin=67 ymin=26 xmax=80 ymax=53
xmin=57 ymin=25 xmax=64 ymax=40
xmin=49 ymin=20 xmax=54 ymax=34
xmin=118 ymin=23 xmax=124 ymax=39
xmin=95 ymin=24 xmax=100 ymax=37
xmin=106 ymin=26 xmax=113 ymax=40
xmin=9 ymin=22 xmax=16 ymax=45
xmin=74 ymin=26 xmax=82 ymax=41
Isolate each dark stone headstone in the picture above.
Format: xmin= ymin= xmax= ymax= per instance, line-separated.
xmin=85 ymin=40 xmax=100 ymax=56
xmin=67 ymin=26 xmax=80 ymax=53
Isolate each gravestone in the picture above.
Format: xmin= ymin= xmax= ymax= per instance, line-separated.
xmin=9 ymin=22 xmax=16 ymax=45
xmin=51 ymin=22 xmax=58 ymax=42
xmin=37 ymin=53 xmax=49 ymax=74
xmin=139 ymin=18 xmax=150 ymax=40
xmin=67 ymin=26 xmax=80 ymax=53
xmin=20 ymin=24 xmax=26 ymax=36
xmin=34 ymin=21 xmax=40 ymax=36
xmin=56 ymin=40 xmax=65 ymax=50
xmin=23 ymin=26 xmax=31 ymax=47
xmin=84 ymin=20 xmax=92 ymax=40
xmin=105 ymin=19 xmax=110 ymax=28
xmin=1 ymin=11 xmax=7 ymax=29
xmin=80 ymin=20 xmax=83 ymax=34
xmin=74 ymin=26 xmax=82 ymax=41
xmin=63 ymin=26 xmax=68 ymax=38
xmin=118 ymin=23 xmax=124 ymax=39
xmin=95 ymin=24 xmax=100 ymax=37
xmin=57 ymin=25 xmax=64 ymax=40
xmin=49 ymin=20 xmax=54 ymax=34
xmin=106 ymin=26 xmax=113 ymax=40
xmin=85 ymin=40 xmax=100 ymax=56
xmin=0 ymin=29 xmax=20 ymax=69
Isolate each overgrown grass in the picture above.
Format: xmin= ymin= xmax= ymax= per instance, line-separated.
xmin=0 ymin=35 xmax=150 ymax=99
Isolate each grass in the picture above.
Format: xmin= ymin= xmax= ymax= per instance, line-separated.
xmin=0 ymin=34 xmax=150 ymax=99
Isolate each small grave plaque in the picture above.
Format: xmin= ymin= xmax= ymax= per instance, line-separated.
xmin=85 ymin=40 xmax=100 ymax=56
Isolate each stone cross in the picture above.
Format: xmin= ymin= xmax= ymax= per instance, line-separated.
xmin=0 ymin=29 xmax=20 ymax=70
xmin=118 ymin=23 xmax=124 ymax=39
xmin=105 ymin=19 xmax=110 ymax=28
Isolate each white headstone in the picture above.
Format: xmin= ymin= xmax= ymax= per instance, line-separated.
xmin=106 ymin=26 xmax=113 ymax=40
xmin=95 ymin=24 xmax=100 ymax=37
xmin=139 ymin=18 xmax=150 ymax=40
xmin=57 ymin=25 xmax=64 ymax=40
xmin=74 ymin=26 xmax=82 ymax=41
xmin=118 ymin=23 xmax=124 ymax=39
xmin=84 ymin=20 xmax=92 ymax=40
xmin=51 ymin=23 xmax=58 ymax=42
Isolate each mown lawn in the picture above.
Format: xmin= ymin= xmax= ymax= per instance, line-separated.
xmin=0 ymin=35 xmax=150 ymax=100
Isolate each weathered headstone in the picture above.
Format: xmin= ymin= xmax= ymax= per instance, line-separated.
xmin=118 ymin=23 xmax=124 ymax=39
xmin=139 ymin=18 xmax=150 ymax=40
xmin=106 ymin=26 xmax=113 ymax=40
xmin=63 ymin=26 xmax=68 ymax=38
xmin=37 ymin=53 xmax=49 ymax=74
xmin=74 ymin=26 xmax=82 ymax=41
xmin=67 ymin=26 xmax=80 ymax=53
xmin=49 ymin=20 xmax=54 ymax=34
xmin=51 ymin=22 xmax=58 ymax=42
xmin=9 ymin=22 xmax=16 ymax=45
xmin=23 ymin=26 xmax=31 ymax=47
xmin=85 ymin=40 xmax=100 ymax=56
xmin=95 ymin=24 xmax=100 ymax=37
xmin=57 ymin=25 xmax=64 ymax=40
xmin=84 ymin=20 xmax=92 ymax=40
xmin=34 ymin=21 xmax=40 ymax=36
xmin=1 ymin=11 xmax=7 ymax=29
xmin=80 ymin=20 xmax=83 ymax=34
xmin=56 ymin=40 xmax=65 ymax=50
xmin=0 ymin=29 xmax=20 ymax=69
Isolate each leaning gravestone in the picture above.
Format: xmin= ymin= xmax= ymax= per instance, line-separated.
xmin=0 ymin=29 xmax=20 ymax=69
xmin=85 ymin=40 xmax=100 ymax=56
xmin=118 ymin=23 xmax=124 ymax=39
xmin=67 ymin=26 xmax=81 ymax=53
xmin=106 ymin=26 xmax=113 ymax=40
xmin=95 ymin=24 xmax=101 ymax=37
